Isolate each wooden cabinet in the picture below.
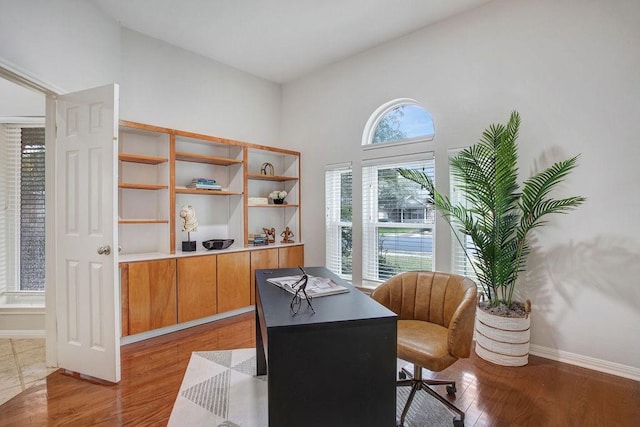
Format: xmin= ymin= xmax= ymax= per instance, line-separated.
xmin=217 ymin=251 xmax=251 ymax=312
xmin=278 ymin=245 xmax=304 ymax=268
xmin=125 ymin=259 xmax=177 ymax=335
xmin=177 ymin=255 xmax=217 ymax=323
xmin=121 ymin=244 xmax=303 ymax=337
xmin=249 ymin=245 xmax=304 ymax=304
xmin=250 ymin=248 xmax=279 ymax=304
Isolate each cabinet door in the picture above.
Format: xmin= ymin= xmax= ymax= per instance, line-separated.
xmin=217 ymin=251 xmax=251 ymax=312
xmin=279 ymin=245 xmax=304 ymax=268
xmin=127 ymin=259 xmax=177 ymax=335
xmin=250 ymin=248 xmax=279 ymax=304
xmin=177 ymin=255 xmax=217 ymax=323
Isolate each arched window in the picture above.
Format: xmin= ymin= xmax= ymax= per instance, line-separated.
xmin=363 ymin=99 xmax=434 ymax=146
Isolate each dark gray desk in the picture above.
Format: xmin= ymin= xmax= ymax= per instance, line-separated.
xmin=255 ymin=266 xmax=397 ymax=427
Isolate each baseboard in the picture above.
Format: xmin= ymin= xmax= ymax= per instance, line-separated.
xmin=0 ymin=329 xmax=46 ymax=339
xmin=120 ymin=306 xmax=254 ymax=346
xmin=530 ymin=344 xmax=640 ymax=381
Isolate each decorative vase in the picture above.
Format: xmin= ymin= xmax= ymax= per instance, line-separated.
xmin=273 ymin=198 xmax=284 ymax=204
xmin=474 ymin=305 xmax=531 ymax=367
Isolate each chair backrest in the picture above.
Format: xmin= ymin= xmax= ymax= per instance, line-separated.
xmin=371 ymin=271 xmax=477 ymax=358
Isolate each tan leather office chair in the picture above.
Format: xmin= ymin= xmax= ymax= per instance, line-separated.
xmin=371 ymin=271 xmax=477 ymax=427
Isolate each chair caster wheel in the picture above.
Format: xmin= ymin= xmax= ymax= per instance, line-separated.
xmin=398 ymin=370 xmax=407 ymax=380
xmin=453 ymin=419 xmax=464 ymax=427
xmin=446 ymin=384 xmax=457 ymax=395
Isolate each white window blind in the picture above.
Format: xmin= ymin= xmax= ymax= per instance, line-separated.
xmin=449 ymin=149 xmax=478 ymax=283
xmin=1 ymin=125 xmax=21 ymax=295
xmin=0 ymin=124 xmax=45 ymax=297
xmin=325 ymin=163 xmax=352 ymax=279
xmin=362 ymin=154 xmax=434 ymax=285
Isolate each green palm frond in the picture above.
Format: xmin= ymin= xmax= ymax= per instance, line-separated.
xmin=398 ymin=111 xmax=585 ymax=307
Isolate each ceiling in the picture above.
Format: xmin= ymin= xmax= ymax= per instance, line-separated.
xmin=91 ymin=0 xmax=491 ymax=84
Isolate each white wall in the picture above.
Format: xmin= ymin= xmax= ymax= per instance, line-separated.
xmin=0 ymin=79 xmax=44 ymax=117
xmin=282 ymin=0 xmax=640 ymax=371
xmin=120 ymin=29 xmax=281 ymax=145
xmin=0 ymin=0 xmax=121 ymax=92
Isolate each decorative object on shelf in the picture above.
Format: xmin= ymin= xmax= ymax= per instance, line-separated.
xmin=202 ymin=239 xmax=234 ymax=250
xmin=179 ymin=205 xmax=198 ymax=251
xmin=269 ymin=190 xmax=287 ymax=204
xmin=263 ymin=227 xmax=276 ymax=244
xmin=248 ymin=197 xmax=269 ymax=206
xmin=398 ymin=111 xmax=585 ymax=366
xmin=260 ymin=162 xmax=275 ymax=176
xmin=280 ymin=226 xmax=294 ymax=243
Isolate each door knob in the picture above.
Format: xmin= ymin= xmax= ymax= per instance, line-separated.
xmin=97 ymin=245 xmax=111 ymax=255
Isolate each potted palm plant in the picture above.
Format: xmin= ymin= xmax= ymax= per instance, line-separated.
xmin=398 ymin=111 xmax=585 ymax=366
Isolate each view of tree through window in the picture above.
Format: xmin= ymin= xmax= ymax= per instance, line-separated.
xmin=362 ymin=160 xmax=435 ymax=283
xmin=372 ymin=104 xmax=434 ymax=144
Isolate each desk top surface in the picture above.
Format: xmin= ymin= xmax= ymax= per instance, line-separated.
xmin=256 ymin=266 xmax=396 ymax=328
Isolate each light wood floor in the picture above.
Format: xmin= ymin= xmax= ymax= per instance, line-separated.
xmin=0 ymin=312 xmax=638 ymax=426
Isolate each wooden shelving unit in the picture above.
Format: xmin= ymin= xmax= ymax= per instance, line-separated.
xmin=118 ymin=120 xmax=301 ymax=256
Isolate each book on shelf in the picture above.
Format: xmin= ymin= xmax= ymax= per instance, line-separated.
xmin=267 ymin=275 xmax=349 ymax=298
xmin=186 ymin=178 xmax=222 ymax=190
xmin=248 ymin=235 xmax=268 ymax=246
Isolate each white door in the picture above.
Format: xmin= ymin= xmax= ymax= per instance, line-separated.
xmin=54 ymin=84 xmax=120 ymax=383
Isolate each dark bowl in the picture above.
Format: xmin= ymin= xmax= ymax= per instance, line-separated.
xmin=202 ymin=239 xmax=234 ymax=250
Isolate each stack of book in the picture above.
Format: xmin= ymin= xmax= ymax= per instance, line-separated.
xmin=186 ymin=178 xmax=222 ymax=190
xmin=248 ymin=234 xmax=268 ymax=246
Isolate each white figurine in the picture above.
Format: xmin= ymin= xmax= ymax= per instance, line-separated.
xmin=179 ymin=205 xmax=198 ymax=233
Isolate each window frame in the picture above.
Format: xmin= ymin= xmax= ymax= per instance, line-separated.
xmin=325 ymin=162 xmax=353 ymax=280
xmin=362 ymin=98 xmax=435 ymax=149
xmin=0 ymin=122 xmax=46 ymax=302
xmin=361 ymin=154 xmax=435 ymax=286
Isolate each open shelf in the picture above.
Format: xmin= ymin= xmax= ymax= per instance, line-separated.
xmin=247 ymin=173 xmax=298 ymax=182
xmin=119 ymin=183 xmax=169 ymax=190
xmin=175 ymin=151 xmax=243 ymax=166
xmin=249 ymin=204 xmax=299 ymax=208
xmin=175 ymin=187 xmax=242 ymax=196
xmin=119 ymin=219 xmax=169 ymax=224
xmin=119 ymin=153 xmax=168 ymax=165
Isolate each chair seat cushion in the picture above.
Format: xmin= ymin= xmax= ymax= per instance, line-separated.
xmin=397 ymin=320 xmax=457 ymax=372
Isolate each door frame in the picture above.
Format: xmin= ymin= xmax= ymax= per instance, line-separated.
xmin=1 ymin=61 xmax=65 ymax=368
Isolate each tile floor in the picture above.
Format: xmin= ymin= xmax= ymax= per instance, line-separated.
xmin=0 ymin=338 xmax=56 ymax=406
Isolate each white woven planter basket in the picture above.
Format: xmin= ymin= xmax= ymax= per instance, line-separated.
xmin=475 ymin=306 xmax=530 ymax=367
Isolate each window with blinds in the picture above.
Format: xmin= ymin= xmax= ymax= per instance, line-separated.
xmin=0 ymin=124 xmax=46 ymax=296
xmin=362 ymin=155 xmax=434 ymax=284
xmin=325 ymin=164 xmax=353 ymax=279
xmin=449 ymin=149 xmax=478 ymax=284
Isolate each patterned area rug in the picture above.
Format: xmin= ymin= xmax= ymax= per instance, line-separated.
xmin=168 ymin=348 xmax=457 ymax=427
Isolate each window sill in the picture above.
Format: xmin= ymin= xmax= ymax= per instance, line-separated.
xmin=0 ymin=293 xmax=45 ymax=309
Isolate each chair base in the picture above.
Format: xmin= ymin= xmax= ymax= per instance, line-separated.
xmin=397 ymin=365 xmax=465 ymax=427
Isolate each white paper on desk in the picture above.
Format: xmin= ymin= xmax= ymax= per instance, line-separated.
xmin=267 ymin=275 xmax=349 ymax=298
